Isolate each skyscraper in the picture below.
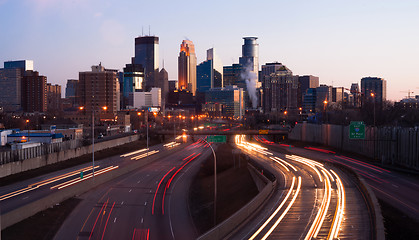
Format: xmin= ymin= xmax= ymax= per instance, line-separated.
xmin=65 ymin=79 xmax=78 ymax=106
xmin=22 ymin=70 xmax=47 ymax=112
xmin=262 ymin=63 xmax=298 ymax=113
xmin=47 ymin=83 xmax=61 ymax=112
xmin=239 ymin=37 xmax=259 ymax=79
xmin=350 ymin=83 xmax=361 ymax=107
xmin=206 ymin=48 xmax=223 ymax=88
xmin=316 ymin=85 xmax=333 ymax=111
xmin=361 ymin=77 xmax=387 ymax=104
xmin=178 ymin=40 xmax=197 ymax=95
xmin=197 ymin=60 xmax=212 ymax=93
xmin=78 ymin=63 xmax=119 ymax=125
xmin=299 ymin=75 xmax=320 ymax=109
xmin=197 ymin=48 xmax=223 ymax=93
xmin=0 ymin=68 xmax=22 ymax=112
xmin=0 ymin=60 xmax=34 ymax=112
xmin=157 ymin=68 xmax=169 ymax=103
xmin=134 ymin=36 xmax=159 ymax=91
xmin=223 ymin=64 xmax=243 ymax=88
xmin=332 ymin=87 xmax=344 ymax=103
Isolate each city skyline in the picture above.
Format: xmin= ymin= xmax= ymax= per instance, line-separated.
xmin=1 ymin=0 xmax=418 ymax=100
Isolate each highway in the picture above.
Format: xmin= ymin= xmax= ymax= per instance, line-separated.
xmin=256 ymin=136 xmax=419 ymax=222
xmin=53 ymin=139 xmax=212 ymax=240
xmin=0 ymin=133 xmax=381 ymax=240
xmin=231 ymin=135 xmax=372 ymax=239
xmin=0 ymin=140 xmax=181 ymax=216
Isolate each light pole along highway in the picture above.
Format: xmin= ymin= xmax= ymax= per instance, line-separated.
xmin=202 ymin=136 xmax=218 ymax=227
xmin=79 ymin=104 xmax=107 ymax=179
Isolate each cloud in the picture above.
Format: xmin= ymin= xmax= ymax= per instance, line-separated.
xmin=94 ymin=12 xmax=103 ymax=18
xmin=100 ymin=19 xmax=126 ymax=46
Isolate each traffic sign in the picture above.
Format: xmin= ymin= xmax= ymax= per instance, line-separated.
xmin=148 ymin=107 xmax=159 ymax=112
xmin=207 ymin=135 xmax=227 ymax=143
xmin=259 ymin=130 xmax=269 ymax=135
xmin=349 ymin=121 xmax=365 ymax=139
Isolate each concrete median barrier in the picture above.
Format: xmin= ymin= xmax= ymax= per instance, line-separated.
xmin=197 ymin=163 xmax=276 ymax=240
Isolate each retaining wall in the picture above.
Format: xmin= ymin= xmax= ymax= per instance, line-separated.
xmin=289 ymin=123 xmax=419 ymax=170
xmin=197 ymin=163 xmax=276 ymax=240
xmin=0 ymin=135 xmax=140 ymax=178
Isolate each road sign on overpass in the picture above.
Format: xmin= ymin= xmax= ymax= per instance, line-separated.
xmin=349 ymin=121 xmax=365 ymax=139
xmin=258 ymin=130 xmax=269 ymax=134
xmin=207 ymin=135 xmax=227 ymax=143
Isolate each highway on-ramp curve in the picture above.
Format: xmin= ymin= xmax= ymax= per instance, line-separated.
xmin=256 ymin=136 xmax=419 ymax=222
xmin=230 ymin=135 xmax=372 ymax=240
xmin=54 ymin=139 xmax=212 ymax=240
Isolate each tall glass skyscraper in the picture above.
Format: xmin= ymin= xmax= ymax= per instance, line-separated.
xmin=197 ymin=60 xmax=212 ymax=93
xmin=197 ymin=48 xmax=223 ymax=93
xmin=239 ymin=37 xmax=259 ymax=79
xmin=178 ymin=40 xmax=197 ymax=95
xmin=134 ymin=36 xmax=159 ymax=91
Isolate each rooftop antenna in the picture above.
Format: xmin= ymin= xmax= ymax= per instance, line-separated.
xmin=142 ymin=26 xmax=143 ymax=36
xmin=149 ymin=25 xmax=151 ymax=36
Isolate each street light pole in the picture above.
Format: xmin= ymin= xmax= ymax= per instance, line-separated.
xmin=92 ymin=106 xmax=95 ymax=178
xmin=26 ymin=120 xmax=30 ymax=142
xmin=201 ymin=137 xmax=217 ymax=227
xmin=323 ymin=100 xmax=328 ymax=124
xmin=371 ymin=92 xmax=376 ymax=160
xmin=146 ymin=109 xmax=149 ymax=156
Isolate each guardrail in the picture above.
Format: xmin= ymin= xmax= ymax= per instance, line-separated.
xmin=1 ymin=143 xmax=187 ymax=230
xmin=197 ymin=163 xmax=276 ymax=240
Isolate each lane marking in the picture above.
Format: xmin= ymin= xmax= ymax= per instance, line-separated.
xmin=101 ymin=201 xmax=115 ymax=240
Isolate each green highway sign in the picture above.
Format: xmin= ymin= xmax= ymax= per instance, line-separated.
xmin=349 ymin=121 xmax=365 ymax=139
xmin=207 ymin=135 xmax=227 ymax=143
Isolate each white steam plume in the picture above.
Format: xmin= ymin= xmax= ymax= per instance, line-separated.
xmin=241 ymin=62 xmax=258 ymax=109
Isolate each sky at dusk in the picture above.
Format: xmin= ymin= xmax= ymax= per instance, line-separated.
xmin=1 ymin=0 xmax=418 ymax=101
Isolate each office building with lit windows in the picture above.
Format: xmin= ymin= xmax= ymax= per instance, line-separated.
xmin=134 ymin=36 xmax=159 ymax=91
xmin=361 ymin=77 xmax=386 ymax=104
xmin=78 ymin=63 xmax=119 ymax=125
xmin=178 ymin=40 xmax=197 ymax=95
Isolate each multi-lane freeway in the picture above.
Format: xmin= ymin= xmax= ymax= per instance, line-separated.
xmin=53 ymin=139 xmax=212 ymax=240
xmin=1 ymin=134 xmax=380 ymax=240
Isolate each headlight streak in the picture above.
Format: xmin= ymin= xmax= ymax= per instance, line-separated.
xmin=272 ymin=156 xmax=298 ymax=172
xmin=248 ymin=177 xmax=297 ymax=240
xmin=0 ymin=166 xmax=100 ymax=201
xmin=131 ymin=150 xmax=159 ymax=160
xmin=313 ymin=170 xmax=333 ymax=238
xmin=328 ymin=170 xmax=346 ymax=239
xmin=120 ymin=148 xmax=148 ymax=157
xmin=286 ymin=155 xmax=323 ymax=183
xmin=163 ymin=142 xmax=180 ymax=148
xmin=260 ymin=176 xmax=302 ymax=240
xmin=50 ymin=166 xmax=119 ymax=190
xmin=269 ymin=156 xmax=290 ymax=172
xmin=236 ymin=136 xmax=347 ymax=240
